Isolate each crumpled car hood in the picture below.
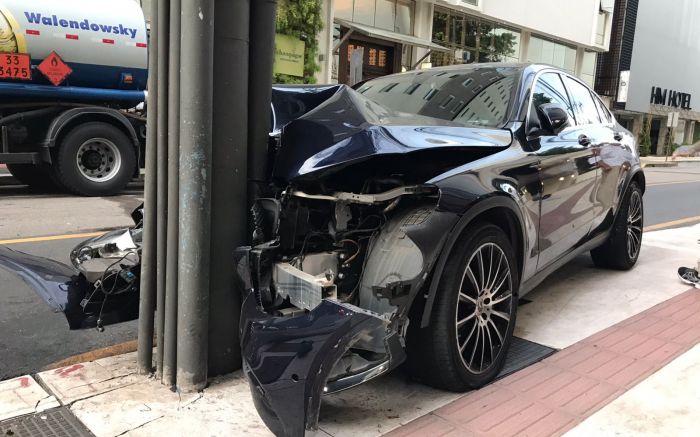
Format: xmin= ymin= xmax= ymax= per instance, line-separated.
xmin=271 ymin=85 xmax=512 ymax=182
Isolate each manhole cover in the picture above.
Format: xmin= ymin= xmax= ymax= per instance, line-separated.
xmin=0 ymin=407 xmax=93 ymax=437
xmin=498 ymin=336 xmax=556 ymax=379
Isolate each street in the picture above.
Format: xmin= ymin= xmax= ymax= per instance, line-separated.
xmin=0 ymin=166 xmax=698 ymax=380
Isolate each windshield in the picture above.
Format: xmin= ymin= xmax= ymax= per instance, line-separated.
xmin=357 ymin=66 xmax=520 ymax=128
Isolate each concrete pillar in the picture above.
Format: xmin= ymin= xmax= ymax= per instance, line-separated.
xmin=574 ymin=47 xmax=585 ymax=77
xmin=685 ymin=120 xmax=695 ymax=144
xmin=412 ymin=1 xmax=434 ymax=69
xmin=631 ymin=114 xmax=644 ymax=139
xmin=519 ymin=31 xmax=531 ymax=62
xmin=315 ymin=0 xmax=334 ymax=84
xmin=690 ymin=121 xmax=697 ymax=144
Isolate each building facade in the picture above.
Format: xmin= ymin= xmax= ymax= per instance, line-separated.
xmin=596 ymin=0 xmax=700 ymax=154
xmin=316 ymin=0 xmax=614 ymax=88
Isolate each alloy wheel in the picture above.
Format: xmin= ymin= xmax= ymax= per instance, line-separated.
xmin=626 ymin=190 xmax=643 ymax=259
xmin=455 ymin=242 xmax=513 ymax=374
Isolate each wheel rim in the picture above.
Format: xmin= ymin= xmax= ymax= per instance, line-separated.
xmin=626 ymin=190 xmax=643 ymax=260
xmin=455 ymin=242 xmax=513 ymax=374
xmin=76 ymin=138 xmax=122 ymax=183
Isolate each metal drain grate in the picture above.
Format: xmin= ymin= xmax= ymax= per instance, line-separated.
xmin=498 ymin=336 xmax=556 ymax=379
xmin=0 ymin=407 xmax=93 ymax=437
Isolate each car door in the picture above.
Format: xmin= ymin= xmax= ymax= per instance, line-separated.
xmin=561 ymin=76 xmax=619 ymax=235
xmin=530 ymin=72 xmax=599 ymax=270
xmin=589 ymin=91 xmax=629 ymax=233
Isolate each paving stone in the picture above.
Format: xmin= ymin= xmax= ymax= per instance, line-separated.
xmin=71 ymin=371 xmax=270 ymax=437
xmin=642 ymin=341 xmax=686 ymax=365
xmin=525 ymin=370 xmax=581 ymax=400
xmin=602 ymin=332 xmax=650 ymax=354
xmin=0 ymin=375 xmax=60 ymax=421
xmin=383 ymin=414 xmax=463 ymax=437
xmin=559 ymin=382 xmax=620 ymax=416
xmin=435 ymin=388 xmax=517 ymax=425
xmin=475 ymin=402 xmax=551 ymax=436
xmin=567 ymin=348 xmax=618 ymax=374
xmin=625 ymin=336 xmax=667 ymax=359
xmin=606 ymin=359 xmax=655 ymax=388
xmin=37 ymin=352 xmax=139 ymax=405
xmin=516 ymin=410 xmax=575 ymax=437
xmin=586 ymin=354 xmax=636 ymax=383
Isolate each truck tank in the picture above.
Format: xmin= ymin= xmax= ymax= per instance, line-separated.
xmin=0 ymin=0 xmax=147 ymax=107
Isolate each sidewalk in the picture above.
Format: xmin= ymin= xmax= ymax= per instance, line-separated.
xmin=1 ymin=224 xmax=699 ymax=437
xmin=641 ymin=156 xmax=700 ymax=167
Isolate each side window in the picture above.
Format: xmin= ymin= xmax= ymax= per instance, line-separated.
xmin=592 ymin=92 xmax=613 ymax=124
xmin=564 ymin=76 xmax=601 ymax=125
xmin=529 ymin=73 xmax=575 ymax=131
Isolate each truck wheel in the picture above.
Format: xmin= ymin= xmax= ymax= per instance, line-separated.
xmin=52 ymin=122 xmax=136 ymax=196
xmin=6 ymin=163 xmax=56 ymax=190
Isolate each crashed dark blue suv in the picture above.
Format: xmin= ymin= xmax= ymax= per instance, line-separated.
xmin=235 ymin=63 xmax=645 ymax=436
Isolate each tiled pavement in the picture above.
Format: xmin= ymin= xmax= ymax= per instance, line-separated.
xmin=386 ymin=288 xmax=700 ymax=437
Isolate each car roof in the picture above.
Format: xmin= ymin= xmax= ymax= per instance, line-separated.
xmin=380 ymin=63 xmax=566 ymax=79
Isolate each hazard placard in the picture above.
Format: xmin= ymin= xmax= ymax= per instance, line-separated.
xmin=0 ymin=53 xmax=32 ymax=80
xmin=38 ymin=52 xmax=72 ymax=86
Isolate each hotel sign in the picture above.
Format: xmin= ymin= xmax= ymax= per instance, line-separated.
xmin=650 ymin=86 xmax=692 ymax=110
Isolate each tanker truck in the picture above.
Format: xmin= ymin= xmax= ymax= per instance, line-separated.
xmin=0 ymin=0 xmax=148 ymax=196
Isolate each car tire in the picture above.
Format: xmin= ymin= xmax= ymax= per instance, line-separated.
xmin=52 ymin=122 xmax=136 ymax=196
xmin=590 ymin=181 xmax=643 ymax=270
xmin=6 ymin=163 xmax=56 ymax=190
xmin=412 ymin=222 xmax=519 ymax=392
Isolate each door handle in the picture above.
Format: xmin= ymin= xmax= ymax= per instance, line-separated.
xmin=578 ymin=134 xmax=592 ymax=146
xmin=613 ymin=132 xmax=624 ymax=141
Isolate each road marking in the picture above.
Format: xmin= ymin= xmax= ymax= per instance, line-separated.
xmin=644 ymin=215 xmax=700 ymax=232
xmin=0 ymin=231 xmax=105 ymax=245
xmin=647 ymin=180 xmax=700 ymax=187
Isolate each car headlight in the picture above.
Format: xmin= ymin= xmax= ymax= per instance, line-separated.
xmin=77 ymin=246 xmax=94 ymax=262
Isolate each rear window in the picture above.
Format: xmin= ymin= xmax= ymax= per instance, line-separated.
xmin=358 ymin=66 xmax=519 ymax=128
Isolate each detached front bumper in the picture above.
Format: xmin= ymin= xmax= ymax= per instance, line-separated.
xmin=0 ymin=227 xmax=141 ymax=329
xmin=237 ymin=248 xmax=400 ymax=437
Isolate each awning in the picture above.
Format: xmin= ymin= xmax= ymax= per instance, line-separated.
xmin=334 ymin=19 xmax=453 ymax=53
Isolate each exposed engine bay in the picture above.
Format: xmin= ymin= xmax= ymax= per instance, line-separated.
xmin=249 ymin=180 xmax=439 ymax=373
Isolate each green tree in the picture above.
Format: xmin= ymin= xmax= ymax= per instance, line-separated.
xmin=639 ymin=116 xmax=651 ymax=157
xmin=275 ymin=0 xmax=323 ymax=84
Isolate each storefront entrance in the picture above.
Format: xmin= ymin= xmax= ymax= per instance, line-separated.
xmin=338 ymin=36 xmax=400 ymax=84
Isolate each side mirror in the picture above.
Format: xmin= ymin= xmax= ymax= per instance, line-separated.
xmin=537 ymin=103 xmax=570 ymax=135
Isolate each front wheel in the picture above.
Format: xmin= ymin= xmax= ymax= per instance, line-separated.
xmin=412 ymin=222 xmax=518 ymax=391
xmin=51 ymin=122 xmax=137 ymax=196
xmin=591 ymin=181 xmax=643 ymax=270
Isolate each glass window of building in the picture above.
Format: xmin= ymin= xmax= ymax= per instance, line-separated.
xmin=493 ymin=27 xmax=520 ymax=62
xmin=375 ymin=0 xmax=397 ymax=31
xmin=431 ymin=7 xmax=521 ymax=67
xmin=527 ymin=36 xmax=576 ymax=73
xmin=334 ymin=0 xmax=414 ymax=35
xmin=396 ymin=1 xmax=414 ymax=35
